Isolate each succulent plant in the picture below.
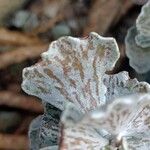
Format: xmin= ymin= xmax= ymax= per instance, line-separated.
xmin=136 ymin=1 xmax=150 ymax=48
xmin=29 ymin=103 xmax=61 ymax=150
xmin=22 ymin=32 xmax=120 ymax=112
xmin=22 ymin=32 xmax=150 ymax=149
xmin=125 ymin=1 xmax=150 ymax=74
xmin=125 ymin=26 xmax=150 ymax=74
xmin=60 ymin=94 xmax=150 ymax=150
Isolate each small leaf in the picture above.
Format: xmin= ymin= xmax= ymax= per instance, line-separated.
xmin=29 ymin=103 xmax=61 ymax=149
xmin=125 ymin=1 xmax=150 ymax=73
xmin=103 ymin=71 xmax=150 ymax=102
xmin=60 ymin=94 xmax=150 ymax=149
xmin=122 ymin=133 xmax=150 ymax=150
xmin=22 ymin=32 xmax=120 ymax=112
xmin=136 ymin=1 xmax=150 ymax=48
xmin=125 ymin=26 xmax=150 ymax=73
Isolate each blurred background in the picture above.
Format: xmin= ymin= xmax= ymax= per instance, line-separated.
xmin=0 ymin=0 xmax=148 ymax=149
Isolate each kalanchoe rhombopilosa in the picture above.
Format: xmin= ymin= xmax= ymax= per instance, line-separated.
xmin=125 ymin=1 xmax=150 ymax=73
xmin=60 ymin=94 xmax=150 ymax=150
xmin=22 ymin=32 xmax=150 ymax=149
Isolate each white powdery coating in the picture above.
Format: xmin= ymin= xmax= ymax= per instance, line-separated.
xmin=60 ymin=94 xmax=150 ymax=149
xmin=136 ymin=1 xmax=150 ymax=48
xmin=126 ymin=1 xmax=150 ymax=73
xmin=103 ymin=71 xmax=150 ymax=102
xmin=60 ymin=125 xmax=109 ymax=150
xmin=28 ymin=102 xmax=61 ymax=149
xmin=87 ymin=94 xmax=150 ymax=135
xmin=122 ymin=133 xmax=150 ymax=150
xmin=125 ymin=26 xmax=150 ymax=73
xmin=59 ymin=74 xmax=150 ymax=149
xmin=40 ymin=146 xmax=58 ymax=150
xmin=39 ymin=72 xmax=150 ymax=150
xmin=60 ymin=103 xmax=109 ymax=150
xmin=22 ymin=32 xmax=120 ymax=112
xmin=28 ymin=115 xmax=42 ymax=150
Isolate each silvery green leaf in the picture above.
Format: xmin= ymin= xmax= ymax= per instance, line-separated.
xmin=103 ymin=71 xmax=150 ymax=102
xmin=122 ymin=133 xmax=150 ymax=150
xmin=125 ymin=26 xmax=150 ymax=73
xmin=60 ymin=94 xmax=150 ymax=149
xmin=40 ymin=146 xmax=58 ymax=150
xmin=29 ymin=103 xmax=61 ymax=149
xmin=22 ymin=32 xmax=120 ymax=112
xmin=136 ymin=1 xmax=150 ymax=48
xmin=29 ymin=116 xmax=42 ymax=150
xmin=125 ymin=1 xmax=150 ymax=73
xmin=61 ymin=102 xmax=84 ymax=127
xmin=60 ymin=104 xmax=109 ymax=150
xmin=39 ymin=103 xmax=61 ymax=148
xmin=22 ymin=32 xmax=150 ymax=149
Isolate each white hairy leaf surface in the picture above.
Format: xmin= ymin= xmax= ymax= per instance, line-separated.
xmin=40 ymin=146 xmax=58 ymax=150
xmin=21 ymin=32 xmax=150 ymax=149
xmin=60 ymin=94 xmax=150 ymax=150
xmin=60 ymin=103 xmax=109 ymax=150
xmin=122 ymin=133 xmax=150 ymax=150
xmin=136 ymin=1 xmax=150 ymax=48
xmin=29 ymin=115 xmax=42 ymax=150
xmin=60 ymin=125 xmax=109 ymax=150
xmin=103 ymin=71 xmax=150 ymax=102
xmin=125 ymin=2 xmax=150 ymax=73
xmin=22 ymin=32 xmax=120 ymax=112
xmin=87 ymin=94 xmax=150 ymax=135
xmin=125 ymin=26 xmax=150 ymax=73
xmin=29 ymin=103 xmax=61 ymax=150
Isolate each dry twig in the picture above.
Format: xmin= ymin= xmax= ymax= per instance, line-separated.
xmin=84 ymin=0 xmax=133 ymax=35
xmin=0 ymin=44 xmax=48 ymax=69
xmin=0 ymin=91 xmax=43 ymax=113
xmin=0 ymin=134 xmax=29 ymax=150
xmin=0 ymin=28 xmax=42 ymax=46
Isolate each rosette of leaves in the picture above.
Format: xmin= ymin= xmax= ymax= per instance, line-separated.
xmin=22 ymin=32 xmax=120 ymax=149
xmin=22 ymin=32 xmax=150 ymax=149
xmin=40 ymin=72 xmax=150 ymax=149
xmin=125 ymin=1 xmax=150 ymax=73
xmin=29 ymin=103 xmax=61 ymax=150
xmin=60 ymin=94 xmax=150 ymax=150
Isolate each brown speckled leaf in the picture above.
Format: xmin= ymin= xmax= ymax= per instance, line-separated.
xmin=122 ymin=133 xmax=150 ymax=150
xmin=103 ymin=71 xmax=150 ymax=102
xmin=29 ymin=103 xmax=61 ymax=150
xmin=22 ymin=32 xmax=120 ymax=112
xmin=21 ymin=32 xmax=150 ymax=149
xmin=125 ymin=26 xmax=150 ymax=73
xmin=60 ymin=94 xmax=150 ymax=150
xmin=60 ymin=103 xmax=109 ymax=150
